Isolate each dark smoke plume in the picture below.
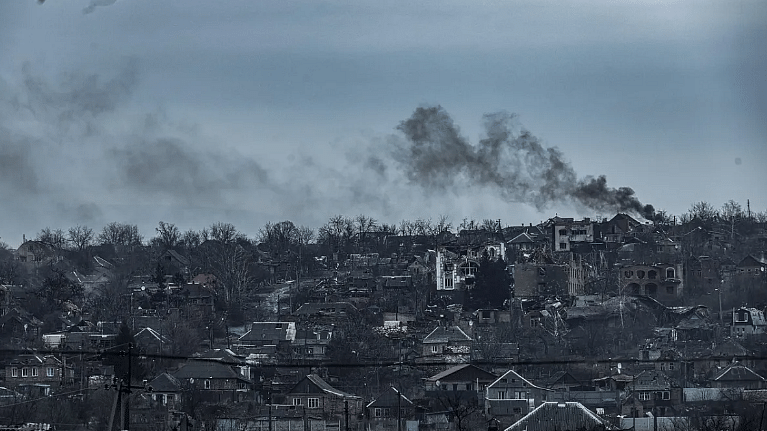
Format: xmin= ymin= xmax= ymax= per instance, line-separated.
xmin=393 ymin=105 xmax=655 ymax=219
xmin=82 ymin=0 xmax=119 ymax=15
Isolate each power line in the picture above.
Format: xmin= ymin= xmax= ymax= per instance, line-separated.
xmin=0 ymin=387 xmax=97 ymax=409
xmin=1 ymin=347 xmax=765 ymax=370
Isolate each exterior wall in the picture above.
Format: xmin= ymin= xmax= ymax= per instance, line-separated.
xmin=620 ymin=263 xmax=684 ymax=300
xmin=5 ymin=357 xmax=75 ymax=394
xmin=553 ymin=219 xmax=594 ymax=252
xmin=513 ymin=264 xmax=569 ymax=298
xmin=567 ymin=257 xmax=590 ymax=296
xmin=288 ymin=395 xmax=362 ymax=423
xmin=731 ymin=308 xmax=766 ymax=338
xmin=16 ymin=241 xmax=58 ymax=267
xmin=421 ymin=340 xmax=471 ymax=358
xmin=485 ymin=372 xmax=550 ymax=421
xmin=436 ymin=243 xmax=505 ymax=291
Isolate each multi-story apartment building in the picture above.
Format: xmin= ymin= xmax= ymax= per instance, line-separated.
xmin=548 ymin=217 xmax=595 ymax=252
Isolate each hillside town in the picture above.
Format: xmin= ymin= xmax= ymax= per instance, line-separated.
xmin=1 ymin=201 xmax=766 ymax=431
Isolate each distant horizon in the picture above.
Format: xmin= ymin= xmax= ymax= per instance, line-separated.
xmin=3 ymin=201 xmax=761 ymax=250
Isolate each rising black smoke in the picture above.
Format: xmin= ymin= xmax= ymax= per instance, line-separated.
xmin=392 ymin=105 xmax=655 ymax=219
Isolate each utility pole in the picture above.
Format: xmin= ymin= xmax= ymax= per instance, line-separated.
xmin=105 ymin=343 xmax=151 ymax=431
xmin=268 ymin=385 xmax=272 ymax=431
xmin=345 ymin=399 xmax=350 ymax=431
xmin=125 ymin=342 xmax=132 ymax=431
xmin=397 ymin=387 xmax=402 ymax=431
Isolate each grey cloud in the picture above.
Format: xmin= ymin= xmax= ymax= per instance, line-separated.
xmin=55 ymin=201 xmax=103 ymax=224
xmin=21 ymin=61 xmax=136 ymax=119
xmin=109 ymin=137 xmax=270 ymax=201
xmin=0 ymin=131 xmax=39 ymax=193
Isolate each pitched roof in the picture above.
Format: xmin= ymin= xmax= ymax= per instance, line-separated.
xmin=710 ymin=339 xmax=752 ymax=357
xmin=504 ymin=402 xmax=613 ymax=431
xmin=426 ymin=364 xmax=497 ymax=383
xmin=172 ymin=360 xmax=248 ymax=381
xmin=422 ymin=325 xmax=472 ymax=344
xmin=713 ymin=363 xmax=766 ymax=383
xmin=293 ymin=302 xmax=358 ymax=316
xmin=195 ymin=348 xmax=243 ymax=364
xmin=509 ymin=233 xmax=534 ymax=244
xmin=366 ymin=386 xmax=413 ymax=408
xmin=148 ymin=373 xmax=182 ymax=392
xmin=134 ymin=327 xmax=170 ymax=344
xmin=488 ymin=369 xmax=547 ymax=391
xmin=238 ymin=322 xmax=296 ymax=343
xmin=288 ymin=374 xmax=360 ymax=399
xmin=737 ymin=255 xmax=767 ymax=268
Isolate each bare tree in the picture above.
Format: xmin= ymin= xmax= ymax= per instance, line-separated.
xmin=684 ymin=201 xmax=718 ymax=223
xmin=458 ymin=218 xmax=478 ymax=231
xmin=433 ymin=390 xmax=484 ymax=431
xmin=413 ymin=218 xmax=433 ymax=236
xmin=86 ymin=275 xmax=129 ymax=322
xmin=481 ymin=218 xmax=500 ymax=232
xmin=181 ymin=228 xmax=202 ymax=250
xmin=354 ymin=214 xmax=377 ymax=251
xmin=152 ymin=221 xmax=180 ymax=250
xmin=259 ymin=220 xmax=298 ymax=258
xmin=205 ymin=240 xmax=254 ymax=304
xmin=68 ymin=224 xmax=94 ymax=251
xmin=398 ymin=219 xmax=415 ymax=236
xmin=35 ymin=227 xmax=67 ymax=249
xmin=97 ymin=222 xmax=142 ymax=246
xmin=209 ymin=222 xmax=244 ymax=244
xmin=318 ymin=215 xmax=354 ymax=258
xmin=720 ymin=200 xmax=744 ymax=222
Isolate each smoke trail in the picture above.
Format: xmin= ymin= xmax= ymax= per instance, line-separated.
xmin=82 ymin=0 xmax=119 ymax=15
xmin=392 ymin=105 xmax=655 ymax=219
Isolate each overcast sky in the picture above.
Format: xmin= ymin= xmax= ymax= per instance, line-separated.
xmin=1 ymin=0 xmax=765 ymax=246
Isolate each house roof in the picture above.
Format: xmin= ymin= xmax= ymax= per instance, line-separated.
xmin=366 ymin=386 xmax=413 ymax=408
xmin=488 ymin=369 xmax=548 ymax=391
xmin=8 ymin=354 xmax=62 ymax=366
xmin=195 ymin=348 xmax=243 ymax=364
xmin=0 ymin=307 xmax=43 ymax=327
xmin=713 ymin=363 xmax=766 ymax=383
xmin=238 ymin=322 xmax=296 ymax=343
xmin=148 ymin=372 xmax=182 ymax=392
xmin=504 ymin=401 xmax=613 ymax=431
xmin=426 ymin=364 xmax=497 ymax=383
xmin=539 ymin=370 xmax=582 ymax=388
xmin=288 ymin=374 xmax=360 ymax=399
xmin=172 ymin=360 xmax=249 ymax=382
xmin=293 ymin=302 xmax=358 ymax=316
xmin=134 ymin=327 xmax=170 ymax=344
xmin=161 ymin=249 xmax=190 ymax=267
xmin=508 ymin=233 xmax=534 ymax=244
xmin=734 ymin=308 xmax=767 ymax=326
xmin=422 ymin=325 xmax=472 ymax=344
xmin=737 ymin=255 xmax=767 ymax=268
xmin=709 ymin=339 xmax=752 ymax=358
